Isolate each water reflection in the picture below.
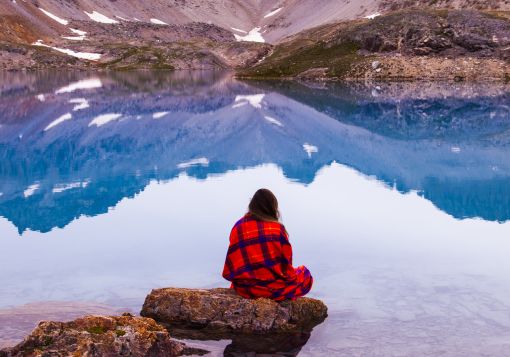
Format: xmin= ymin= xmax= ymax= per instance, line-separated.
xmin=1 ymin=72 xmax=510 ymax=234
xmin=171 ymin=327 xmax=313 ymax=356
xmin=223 ymin=332 xmax=310 ymax=356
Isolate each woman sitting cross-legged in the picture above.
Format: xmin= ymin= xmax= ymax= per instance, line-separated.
xmin=222 ymin=188 xmax=313 ymax=301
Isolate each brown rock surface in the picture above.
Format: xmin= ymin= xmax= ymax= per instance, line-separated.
xmin=347 ymin=55 xmax=510 ymax=81
xmin=380 ymin=0 xmax=510 ymax=11
xmin=140 ymin=288 xmax=328 ymax=333
xmin=0 ymin=314 xmax=186 ymax=357
xmin=0 ymin=301 xmax=128 ymax=350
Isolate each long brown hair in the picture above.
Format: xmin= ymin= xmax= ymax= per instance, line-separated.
xmin=248 ymin=188 xmax=280 ymax=222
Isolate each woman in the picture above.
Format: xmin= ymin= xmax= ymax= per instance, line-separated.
xmin=222 ymin=188 xmax=313 ymax=301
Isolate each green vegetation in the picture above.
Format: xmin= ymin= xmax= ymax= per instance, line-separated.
xmin=115 ymin=329 xmax=126 ymax=337
xmin=484 ymin=10 xmax=510 ymax=21
xmin=42 ymin=336 xmax=53 ymax=348
xmin=87 ymin=326 xmax=107 ymax=334
xmin=100 ymin=45 xmax=176 ymax=71
xmin=239 ymin=40 xmax=361 ymax=79
xmin=435 ymin=8 xmax=449 ymax=18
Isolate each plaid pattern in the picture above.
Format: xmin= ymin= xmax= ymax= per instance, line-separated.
xmin=222 ymin=214 xmax=313 ymax=301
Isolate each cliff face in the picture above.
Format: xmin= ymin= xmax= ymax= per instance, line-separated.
xmin=380 ymin=0 xmax=510 ymax=11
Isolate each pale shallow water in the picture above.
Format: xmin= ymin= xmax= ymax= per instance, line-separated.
xmin=1 ymin=71 xmax=510 ymax=355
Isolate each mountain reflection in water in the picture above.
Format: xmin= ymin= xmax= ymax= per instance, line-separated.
xmin=1 ymin=71 xmax=510 ymax=234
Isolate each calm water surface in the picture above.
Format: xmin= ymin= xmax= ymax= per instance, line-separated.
xmin=1 ymin=71 xmax=510 ymax=355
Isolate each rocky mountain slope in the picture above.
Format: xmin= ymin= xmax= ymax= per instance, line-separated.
xmin=380 ymin=0 xmax=510 ymax=11
xmin=241 ymin=9 xmax=510 ymax=80
xmin=1 ymin=0 xmax=382 ymax=44
xmin=0 ymin=1 xmax=509 ymax=74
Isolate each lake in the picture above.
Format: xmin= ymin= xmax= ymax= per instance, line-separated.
xmin=1 ymin=71 xmax=510 ymax=355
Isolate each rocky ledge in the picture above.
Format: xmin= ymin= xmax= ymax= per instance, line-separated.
xmin=0 ymin=313 xmax=200 ymax=357
xmin=140 ymin=288 xmax=328 ymax=334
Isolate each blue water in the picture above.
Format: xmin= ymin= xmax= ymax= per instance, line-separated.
xmin=1 ymin=71 xmax=510 ymax=355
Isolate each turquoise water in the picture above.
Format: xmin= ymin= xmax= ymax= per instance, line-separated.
xmin=1 ymin=71 xmax=510 ymax=355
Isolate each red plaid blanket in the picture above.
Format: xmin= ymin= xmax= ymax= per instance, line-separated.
xmin=222 ymin=214 xmax=313 ymax=301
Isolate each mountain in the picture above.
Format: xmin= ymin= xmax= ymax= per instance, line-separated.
xmin=0 ymin=0 xmax=380 ymax=44
xmin=1 ymin=1 xmax=509 ymax=73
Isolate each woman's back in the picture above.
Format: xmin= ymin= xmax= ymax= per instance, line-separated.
xmin=222 ymin=189 xmax=313 ymax=301
xmin=222 ymin=213 xmax=295 ymax=285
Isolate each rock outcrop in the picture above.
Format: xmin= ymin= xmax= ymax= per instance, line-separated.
xmin=240 ymin=9 xmax=510 ymax=81
xmin=379 ymin=0 xmax=510 ymax=11
xmin=140 ymin=288 xmax=328 ymax=334
xmin=0 ymin=313 xmax=189 ymax=357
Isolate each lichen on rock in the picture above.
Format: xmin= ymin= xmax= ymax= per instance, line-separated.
xmin=140 ymin=287 xmax=328 ymax=334
xmin=0 ymin=313 xmax=187 ymax=357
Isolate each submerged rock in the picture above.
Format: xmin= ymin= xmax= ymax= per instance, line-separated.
xmin=140 ymin=288 xmax=328 ymax=334
xmin=0 ymin=313 xmax=188 ymax=357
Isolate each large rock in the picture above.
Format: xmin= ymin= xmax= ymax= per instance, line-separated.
xmin=140 ymin=288 xmax=328 ymax=334
xmin=0 ymin=313 xmax=188 ymax=357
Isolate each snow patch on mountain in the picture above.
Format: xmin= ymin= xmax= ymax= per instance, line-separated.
xmin=84 ymin=11 xmax=118 ymax=24
xmin=150 ymin=18 xmax=168 ymax=25
xmin=63 ymin=28 xmax=87 ymax=41
xmin=264 ymin=8 xmax=283 ymax=18
xmin=39 ymin=8 xmax=69 ymax=25
xmin=364 ymin=12 xmax=381 ymax=19
xmin=234 ymin=27 xmax=265 ymax=43
xmin=32 ymin=40 xmax=101 ymax=61
xmin=62 ymin=36 xmax=84 ymax=41
xmin=70 ymin=29 xmax=87 ymax=36
xmin=231 ymin=27 xmax=247 ymax=34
